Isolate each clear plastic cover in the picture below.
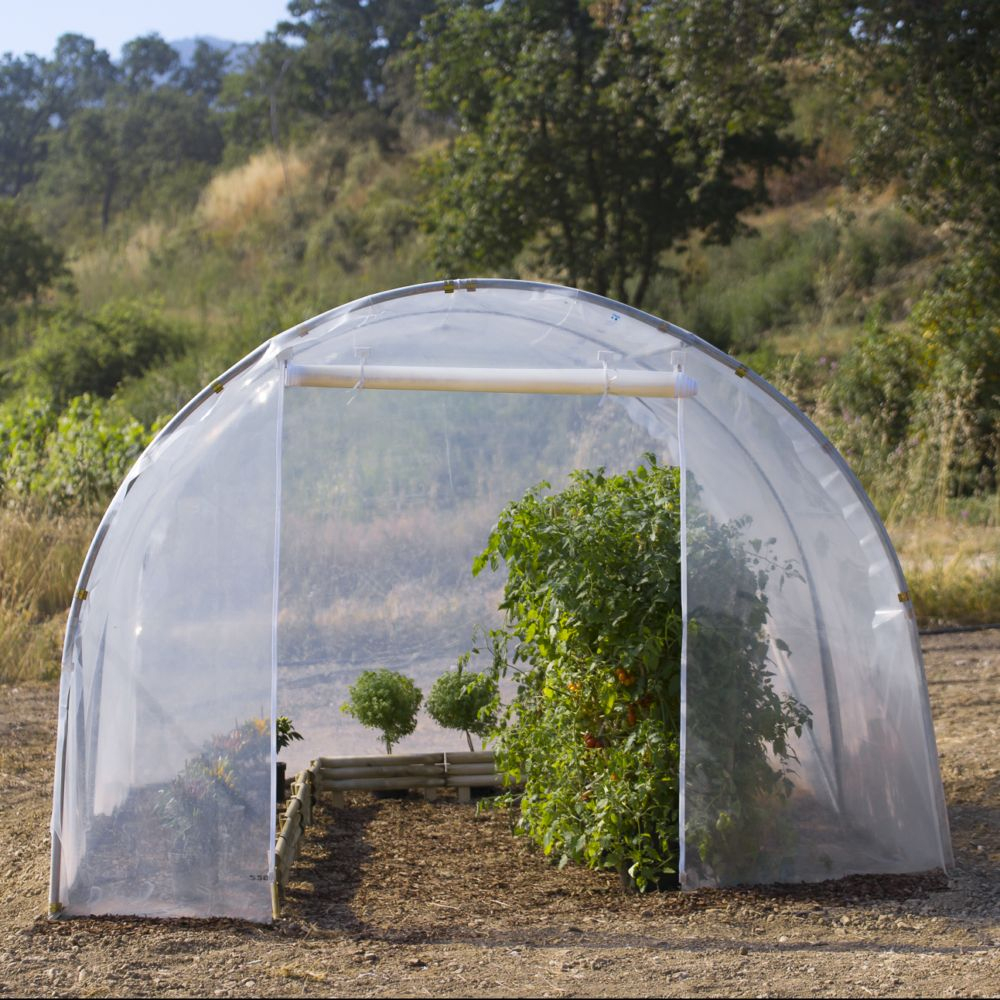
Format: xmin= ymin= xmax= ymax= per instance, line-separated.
xmin=276 ymin=287 xmax=683 ymax=769
xmin=51 ymin=281 xmax=951 ymax=921
xmin=51 ymin=363 xmax=281 ymax=920
xmin=680 ymin=351 xmax=952 ymax=885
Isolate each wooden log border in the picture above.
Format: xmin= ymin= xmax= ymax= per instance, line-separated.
xmin=271 ymin=751 xmax=519 ymax=917
xmin=314 ymin=751 xmax=513 ymax=803
xmin=272 ymin=764 xmax=316 ymax=920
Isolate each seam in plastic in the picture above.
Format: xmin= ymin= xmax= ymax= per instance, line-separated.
xmin=677 ymin=353 xmax=689 ymax=886
xmin=268 ymin=362 xmax=286 ymax=897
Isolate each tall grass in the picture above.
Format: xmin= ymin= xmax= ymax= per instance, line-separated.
xmin=197 ymin=148 xmax=309 ymax=234
xmin=891 ymin=515 xmax=1000 ymax=628
xmin=0 ymin=509 xmax=96 ymax=683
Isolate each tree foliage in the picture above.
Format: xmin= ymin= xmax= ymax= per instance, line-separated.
xmin=13 ymin=299 xmax=187 ymax=405
xmin=413 ymin=0 xmax=804 ymax=306
xmin=0 ymin=200 xmax=67 ymax=308
xmin=832 ymin=1 xmax=999 ymax=244
xmin=279 ymin=0 xmax=434 ymax=123
xmin=426 ymin=663 xmax=497 ymax=751
xmin=0 ymin=53 xmax=53 ymax=198
xmin=2 ymin=32 xmax=225 ymax=232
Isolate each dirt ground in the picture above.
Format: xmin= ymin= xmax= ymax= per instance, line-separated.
xmin=1 ymin=631 xmax=997 ymax=998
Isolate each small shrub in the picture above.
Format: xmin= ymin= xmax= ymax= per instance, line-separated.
xmin=426 ymin=662 xmax=497 ymax=751
xmin=341 ymin=668 xmax=422 ymax=754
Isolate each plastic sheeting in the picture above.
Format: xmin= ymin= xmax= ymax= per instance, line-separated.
xmin=51 ymin=359 xmax=281 ymax=920
xmin=680 ymin=351 xmax=951 ymax=885
xmin=50 ymin=279 xmax=951 ymax=921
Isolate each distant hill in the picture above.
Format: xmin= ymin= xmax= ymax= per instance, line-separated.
xmin=169 ymin=35 xmax=252 ymax=70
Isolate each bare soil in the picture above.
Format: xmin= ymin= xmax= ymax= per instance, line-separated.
xmin=1 ymin=632 xmax=997 ymax=997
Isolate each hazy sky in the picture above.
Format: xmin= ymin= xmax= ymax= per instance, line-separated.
xmin=1 ymin=0 xmax=292 ymax=59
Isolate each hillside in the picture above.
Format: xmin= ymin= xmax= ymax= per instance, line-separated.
xmin=0 ymin=2 xmax=997 ymax=684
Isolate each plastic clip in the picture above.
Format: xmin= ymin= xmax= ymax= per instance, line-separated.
xmin=597 ymin=351 xmax=617 ymax=404
xmin=347 ymin=347 xmax=371 ymax=406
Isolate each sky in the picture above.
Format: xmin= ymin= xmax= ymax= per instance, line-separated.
xmin=0 ymin=0 xmax=292 ymax=60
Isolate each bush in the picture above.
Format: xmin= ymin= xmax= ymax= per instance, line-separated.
xmin=0 ymin=393 xmax=156 ymax=510
xmin=341 ymin=668 xmax=423 ymax=754
xmin=475 ymin=457 xmax=810 ymax=889
xmin=14 ymin=299 xmax=187 ymax=405
xmin=819 ymin=251 xmax=1000 ymax=512
xmin=0 ymin=200 xmax=68 ymax=310
xmin=426 ymin=663 xmax=497 ymax=751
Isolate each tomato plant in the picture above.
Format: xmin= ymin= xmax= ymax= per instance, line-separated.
xmin=474 ymin=455 xmax=811 ymax=889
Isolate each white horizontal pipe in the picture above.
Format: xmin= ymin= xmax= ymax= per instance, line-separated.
xmin=286 ymin=363 xmax=697 ymax=398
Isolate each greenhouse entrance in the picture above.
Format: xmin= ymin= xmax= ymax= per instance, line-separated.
xmin=275 ymin=384 xmax=685 ymax=773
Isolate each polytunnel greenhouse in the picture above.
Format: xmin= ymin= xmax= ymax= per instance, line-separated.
xmin=50 ymin=279 xmax=952 ymax=922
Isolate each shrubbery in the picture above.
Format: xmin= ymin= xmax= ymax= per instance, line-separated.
xmin=426 ymin=663 xmax=497 ymax=751
xmin=819 ymin=252 xmax=1000 ymax=512
xmin=0 ymin=200 xmax=68 ymax=310
xmin=341 ymin=668 xmax=423 ymax=754
xmin=0 ymin=393 xmax=155 ymax=509
xmin=13 ymin=299 xmax=187 ymax=405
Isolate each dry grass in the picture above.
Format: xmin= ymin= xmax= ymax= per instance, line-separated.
xmin=1 ymin=503 xmax=995 ymax=687
xmin=198 ymin=148 xmax=308 ymax=234
xmin=0 ymin=508 xmax=96 ymax=683
xmin=891 ymin=515 xmax=1000 ymax=627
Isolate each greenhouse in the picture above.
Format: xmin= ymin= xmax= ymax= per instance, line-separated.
xmin=49 ymin=279 xmax=952 ymax=922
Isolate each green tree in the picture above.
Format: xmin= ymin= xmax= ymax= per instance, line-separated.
xmin=0 ymin=200 xmax=67 ymax=308
xmin=426 ymin=663 xmax=497 ymax=751
xmin=176 ymin=40 xmax=230 ymax=103
xmin=46 ymin=34 xmax=116 ymax=120
xmin=0 ymin=54 xmax=53 ymax=197
xmin=833 ymin=1 xmax=999 ymax=243
xmin=120 ymin=33 xmax=180 ymax=93
xmin=278 ymin=0 xmax=435 ymax=124
xmin=49 ymin=83 xmax=224 ymax=230
xmin=217 ymin=36 xmax=298 ymax=161
xmin=413 ymin=0 xmax=804 ymax=307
